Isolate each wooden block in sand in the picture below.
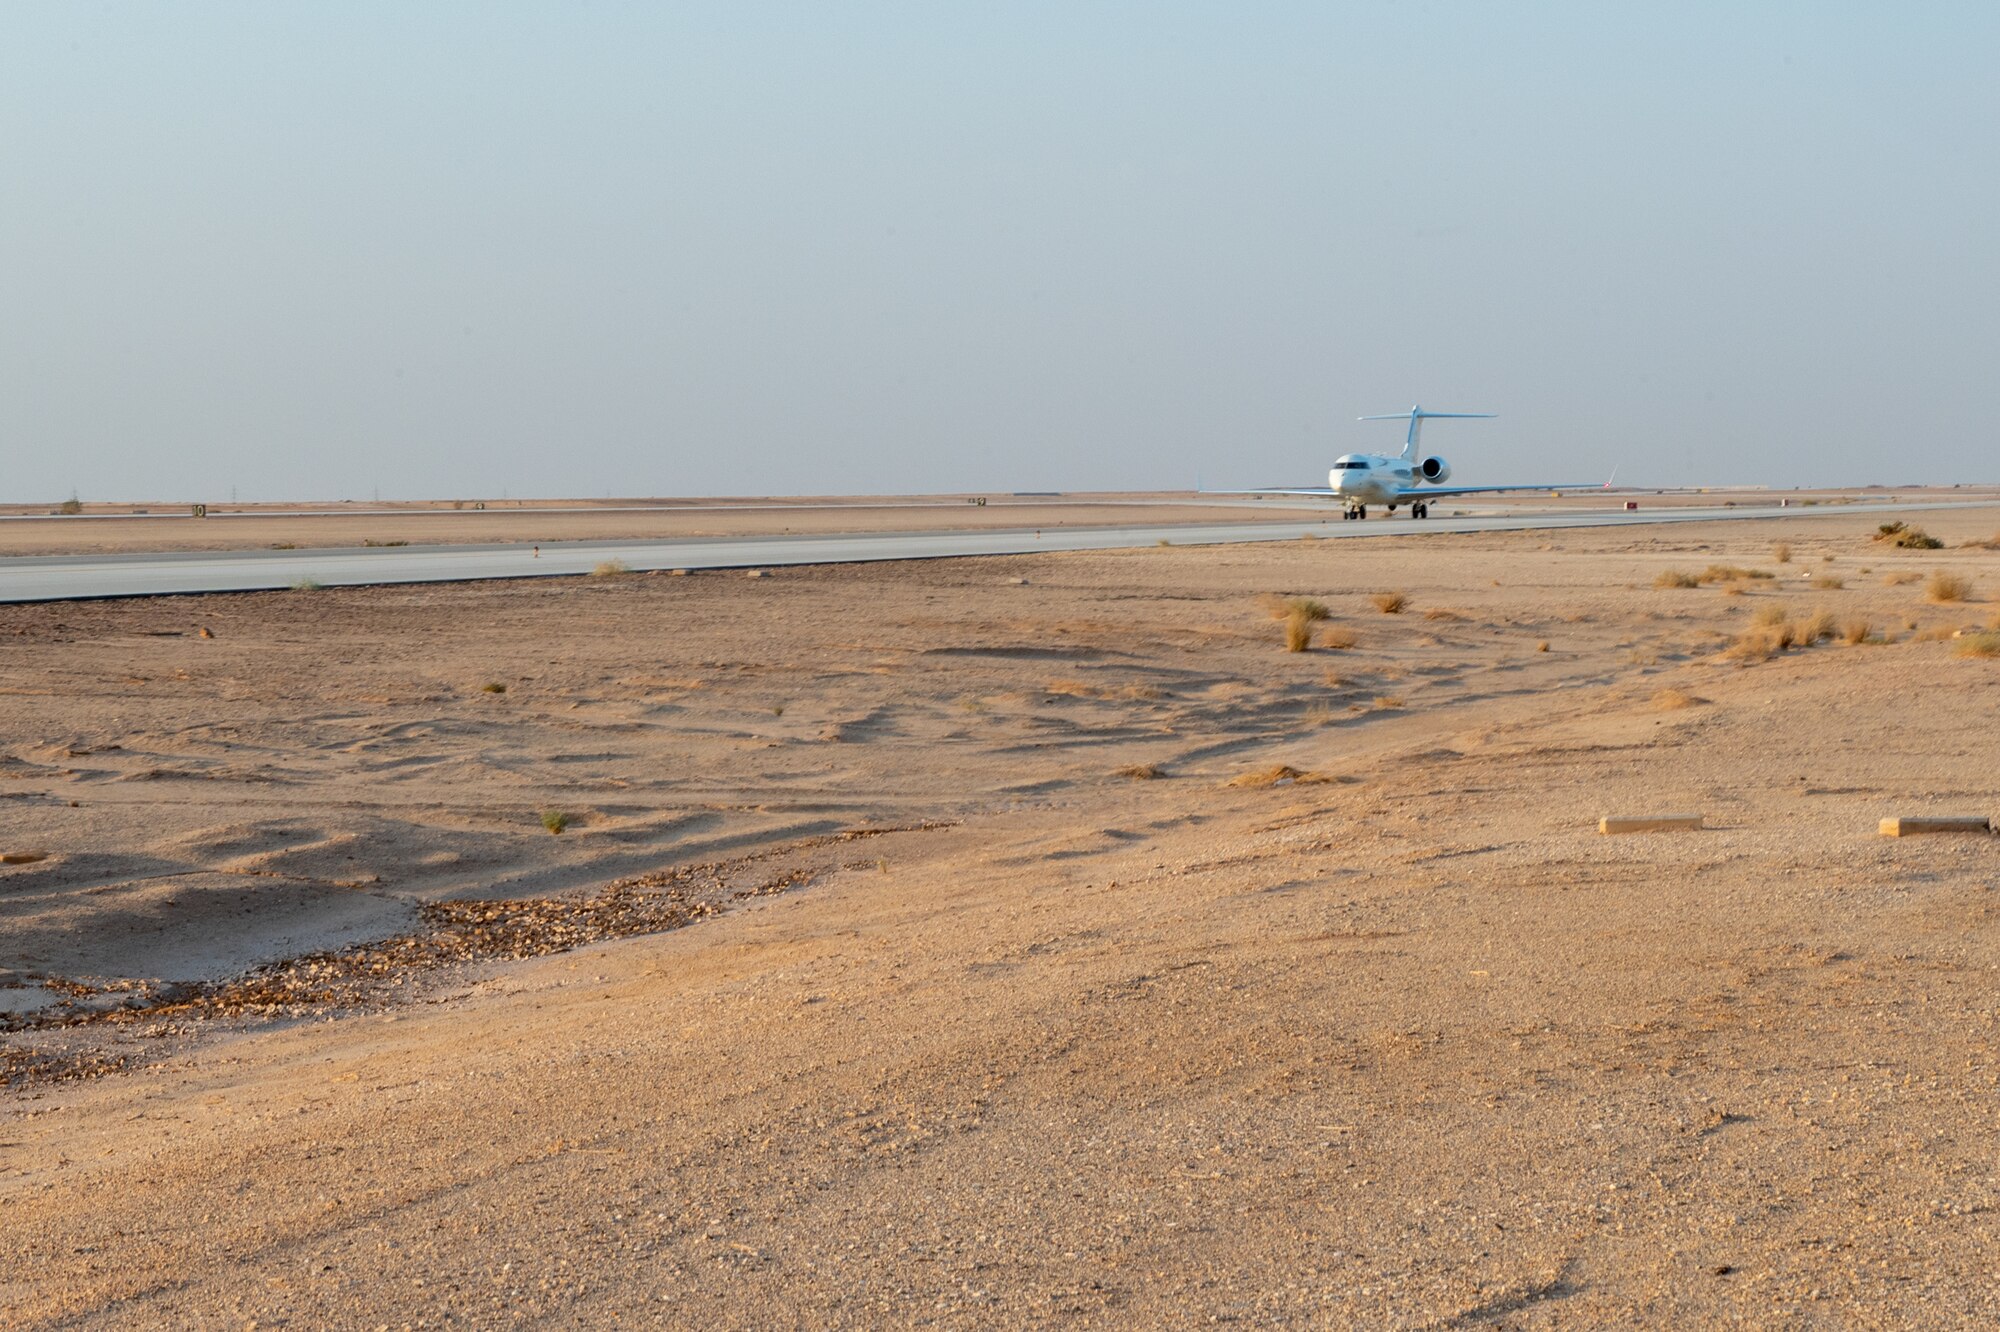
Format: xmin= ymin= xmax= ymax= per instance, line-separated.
xmin=1879 ymin=815 xmax=1991 ymax=837
xmin=1599 ymin=814 xmax=1703 ymax=835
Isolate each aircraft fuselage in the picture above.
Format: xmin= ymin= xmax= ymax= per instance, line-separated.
xmin=1329 ymin=454 xmax=1415 ymax=508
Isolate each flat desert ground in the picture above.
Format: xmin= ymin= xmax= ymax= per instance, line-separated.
xmin=5 ymin=502 xmax=2000 ymax=1327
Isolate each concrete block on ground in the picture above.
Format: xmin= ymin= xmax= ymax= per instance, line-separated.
xmin=1599 ymin=814 xmax=1704 ymax=835
xmin=1879 ymin=815 xmax=1991 ymax=837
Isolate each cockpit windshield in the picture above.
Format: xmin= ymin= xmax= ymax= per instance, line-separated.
xmin=1332 ymin=459 xmax=1369 ymax=470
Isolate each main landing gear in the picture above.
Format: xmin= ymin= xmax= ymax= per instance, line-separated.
xmin=1410 ymin=502 xmax=1430 ymax=519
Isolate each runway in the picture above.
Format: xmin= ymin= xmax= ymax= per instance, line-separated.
xmin=0 ymin=500 xmax=1990 ymax=603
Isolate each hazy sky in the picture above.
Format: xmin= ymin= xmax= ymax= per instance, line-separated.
xmin=5 ymin=3 xmax=1996 ymax=500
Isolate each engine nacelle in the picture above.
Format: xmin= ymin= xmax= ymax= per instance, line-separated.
xmin=1418 ymin=455 xmax=1451 ymax=484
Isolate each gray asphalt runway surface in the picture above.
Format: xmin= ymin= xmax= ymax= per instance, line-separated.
xmin=1 ymin=500 xmax=1989 ymax=604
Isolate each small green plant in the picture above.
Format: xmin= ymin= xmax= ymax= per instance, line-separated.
xmin=57 ymin=496 xmax=82 ymax=515
xmin=1957 ymin=633 xmax=2000 ymax=659
xmin=540 ymin=809 xmax=571 ymax=834
xmin=482 ymin=681 xmax=507 ymax=693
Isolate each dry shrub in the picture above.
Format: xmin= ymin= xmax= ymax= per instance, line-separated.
xmin=1957 ymin=633 xmax=2000 ymax=658
xmin=1700 ymin=565 xmax=1774 ymax=584
xmin=1796 ymin=608 xmax=1837 ymax=644
xmin=1926 ymin=571 xmax=1973 ymax=603
xmin=1264 ymin=595 xmax=1330 ymax=652
xmin=1651 ymin=687 xmax=1705 ymax=710
xmin=1115 ymin=763 xmax=1164 ymax=780
xmin=481 ymin=681 xmax=507 ymax=694
xmin=1536 ymin=640 xmax=1550 ymax=652
xmin=1876 ymin=521 xmax=1943 ymax=549
xmin=1655 ymin=570 xmax=1701 ymax=589
xmin=1321 ymin=625 xmax=1358 ymax=650
xmin=1773 ymin=541 xmax=1792 ymax=563
xmin=1373 ymin=695 xmax=1406 ymax=710
xmin=1722 ymin=585 xmax=1746 ymax=597
xmin=1371 ymin=591 xmax=1408 ymax=614
xmin=1883 ymin=571 xmax=1920 ymax=586
xmin=1842 ymin=619 xmax=1872 ymax=645
xmin=1725 ymin=626 xmax=1785 ymax=662
xmin=540 ymin=810 xmax=571 ymax=834
xmin=1910 ymin=624 xmax=1959 ymax=642
xmin=1753 ymin=604 xmax=1789 ymax=627
xmin=1423 ymin=608 xmax=1464 ymax=621
xmin=1262 ymin=594 xmax=1326 ymax=619
xmin=592 ymin=559 xmax=630 ymax=577
xmin=1814 ymin=575 xmax=1845 ymax=589
xmin=1227 ymin=765 xmax=1305 ymax=788
xmin=1963 ymin=532 xmax=2000 ymax=550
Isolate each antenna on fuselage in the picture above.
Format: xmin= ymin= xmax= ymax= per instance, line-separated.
xmin=1359 ymin=405 xmax=1496 ymax=461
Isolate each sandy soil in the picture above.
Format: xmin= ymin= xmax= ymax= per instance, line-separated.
xmin=0 ymin=496 xmax=1280 ymax=557
xmin=4 ymin=504 xmax=2000 ymax=1327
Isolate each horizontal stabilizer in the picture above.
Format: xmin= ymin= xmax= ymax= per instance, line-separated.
xmin=1361 ymin=405 xmax=1495 ymax=459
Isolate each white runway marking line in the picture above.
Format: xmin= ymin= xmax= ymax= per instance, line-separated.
xmin=1 ymin=500 xmax=1994 ymax=604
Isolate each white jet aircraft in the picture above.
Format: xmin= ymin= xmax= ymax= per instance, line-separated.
xmin=1226 ymin=407 xmax=1601 ymax=520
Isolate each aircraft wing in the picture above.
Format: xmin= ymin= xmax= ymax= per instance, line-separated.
xmin=1198 ymin=487 xmax=1337 ymax=497
xmin=1398 ymin=482 xmax=1610 ymax=498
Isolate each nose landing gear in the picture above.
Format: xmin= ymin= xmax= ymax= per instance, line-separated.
xmin=1343 ymin=505 xmax=1369 ymax=521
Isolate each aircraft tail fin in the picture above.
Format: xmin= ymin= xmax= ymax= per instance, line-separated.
xmin=1359 ymin=406 xmax=1496 ymax=460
